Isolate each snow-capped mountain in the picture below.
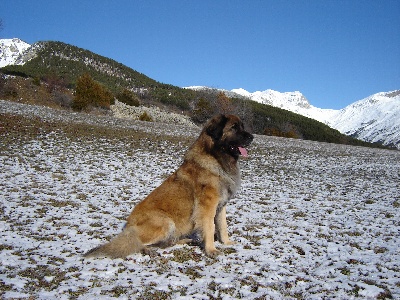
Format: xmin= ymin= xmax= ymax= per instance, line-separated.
xmin=187 ymin=86 xmax=400 ymax=149
xmin=328 ymin=90 xmax=400 ymax=149
xmin=233 ymin=88 xmax=400 ymax=149
xmin=0 ymin=38 xmax=31 ymax=68
xmin=1 ymin=38 xmax=398 ymax=149
xmin=231 ymin=88 xmax=339 ymax=124
xmin=186 ymin=86 xmax=338 ymax=123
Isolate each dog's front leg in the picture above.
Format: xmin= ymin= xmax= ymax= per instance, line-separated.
xmin=215 ymin=205 xmax=235 ymax=245
xmin=197 ymin=188 xmax=221 ymax=258
xmin=203 ymin=215 xmax=220 ymax=257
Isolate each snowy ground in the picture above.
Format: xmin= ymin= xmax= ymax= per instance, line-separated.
xmin=1 ymin=100 xmax=399 ymax=299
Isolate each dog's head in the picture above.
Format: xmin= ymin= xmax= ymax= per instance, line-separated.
xmin=205 ymin=114 xmax=254 ymax=159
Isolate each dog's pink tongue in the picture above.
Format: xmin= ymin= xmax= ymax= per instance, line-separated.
xmin=238 ymin=147 xmax=248 ymax=157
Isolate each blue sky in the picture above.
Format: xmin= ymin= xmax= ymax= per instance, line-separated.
xmin=1 ymin=0 xmax=399 ymax=109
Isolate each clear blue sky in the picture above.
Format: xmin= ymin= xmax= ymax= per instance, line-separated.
xmin=2 ymin=0 xmax=399 ymax=109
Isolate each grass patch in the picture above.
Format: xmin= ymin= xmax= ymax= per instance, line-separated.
xmin=170 ymin=246 xmax=202 ymax=263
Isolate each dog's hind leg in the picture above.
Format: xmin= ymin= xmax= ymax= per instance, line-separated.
xmin=133 ymin=212 xmax=177 ymax=247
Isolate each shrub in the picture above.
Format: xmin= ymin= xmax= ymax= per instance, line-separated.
xmin=52 ymin=91 xmax=73 ymax=108
xmin=216 ymin=92 xmax=235 ymax=115
xmin=139 ymin=111 xmax=153 ymax=122
xmin=72 ymin=73 xmax=113 ymax=111
xmin=192 ymin=97 xmax=213 ymax=124
xmin=1 ymin=81 xmax=18 ymax=98
xmin=116 ymin=89 xmax=140 ymax=107
xmin=32 ymin=76 xmax=41 ymax=86
xmin=0 ymin=73 xmax=5 ymax=93
xmin=42 ymin=74 xmax=68 ymax=93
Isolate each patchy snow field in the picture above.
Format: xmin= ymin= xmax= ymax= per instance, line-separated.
xmin=1 ymin=100 xmax=399 ymax=299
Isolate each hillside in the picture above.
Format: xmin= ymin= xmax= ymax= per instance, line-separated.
xmin=0 ymin=38 xmax=30 ymax=68
xmin=185 ymin=87 xmax=389 ymax=149
xmin=0 ymin=39 xmax=390 ymax=149
xmin=189 ymin=86 xmax=400 ymax=150
xmin=1 ymin=40 xmax=196 ymax=110
xmin=1 ymin=99 xmax=399 ymax=299
xmin=328 ymin=90 xmax=400 ymax=149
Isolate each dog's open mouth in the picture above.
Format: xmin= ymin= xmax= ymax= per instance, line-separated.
xmin=238 ymin=146 xmax=248 ymax=157
xmin=226 ymin=132 xmax=253 ymax=158
xmin=229 ymin=145 xmax=248 ymax=157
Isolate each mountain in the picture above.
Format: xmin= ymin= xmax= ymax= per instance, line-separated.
xmin=190 ymin=87 xmax=400 ymax=150
xmin=0 ymin=39 xmax=196 ymax=110
xmin=0 ymin=38 xmax=31 ymax=68
xmin=0 ymin=38 xmax=394 ymax=149
xmin=328 ymin=90 xmax=400 ymax=149
xmin=230 ymin=88 xmax=339 ymax=123
xmin=187 ymin=86 xmax=338 ymax=123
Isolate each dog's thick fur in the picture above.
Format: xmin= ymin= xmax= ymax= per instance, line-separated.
xmin=84 ymin=114 xmax=253 ymax=258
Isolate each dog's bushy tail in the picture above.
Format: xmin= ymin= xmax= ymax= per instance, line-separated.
xmin=83 ymin=227 xmax=143 ymax=258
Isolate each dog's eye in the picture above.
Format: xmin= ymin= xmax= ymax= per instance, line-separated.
xmin=232 ymin=124 xmax=239 ymax=130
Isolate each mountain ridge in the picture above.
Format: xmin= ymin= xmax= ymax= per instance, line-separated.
xmin=0 ymin=38 xmax=397 ymax=149
xmin=187 ymin=86 xmax=400 ymax=149
xmin=329 ymin=90 xmax=400 ymax=148
xmin=0 ymin=39 xmax=197 ymax=110
xmin=0 ymin=38 xmax=31 ymax=67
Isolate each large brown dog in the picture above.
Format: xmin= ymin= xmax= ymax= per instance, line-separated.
xmin=84 ymin=114 xmax=253 ymax=258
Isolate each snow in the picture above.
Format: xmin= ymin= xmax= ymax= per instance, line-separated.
xmin=0 ymin=38 xmax=31 ymax=68
xmin=1 ymin=99 xmax=399 ymax=299
xmin=231 ymin=88 xmax=339 ymax=124
xmin=328 ymin=91 xmax=400 ymax=148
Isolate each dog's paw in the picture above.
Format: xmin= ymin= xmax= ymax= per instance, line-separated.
xmin=205 ymin=248 xmax=222 ymax=258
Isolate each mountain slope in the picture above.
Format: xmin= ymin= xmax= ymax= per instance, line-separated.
xmin=185 ymin=86 xmax=386 ymax=148
xmin=222 ymin=88 xmax=400 ymax=150
xmin=328 ymin=90 xmax=400 ymax=149
xmin=1 ymin=99 xmax=400 ymax=299
xmin=231 ymin=88 xmax=338 ymax=123
xmin=1 ymin=40 xmax=196 ymax=110
xmin=0 ymin=38 xmax=30 ymax=68
xmin=0 ymin=38 xmax=394 ymax=149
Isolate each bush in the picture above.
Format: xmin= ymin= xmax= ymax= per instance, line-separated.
xmin=192 ymin=98 xmax=213 ymax=124
xmin=1 ymin=81 xmax=18 ymax=98
xmin=72 ymin=73 xmax=113 ymax=111
xmin=116 ymin=89 xmax=140 ymax=107
xmin=42 ymin=74 xmax=68 ymax=93
xmin=139 ymin=112 xmax=153 ymax=122
xmin=52 ymin=91 xmax=73 ymax=108
xmin=263 ymin=126 xmax=300 ymax=139
xmin=216 ymin=92 xmax=235 ymax=115
xmin=32 ymin=76 xmax=41 ymax=86
xmin=0 ymin=73 xmax=5 ymax=93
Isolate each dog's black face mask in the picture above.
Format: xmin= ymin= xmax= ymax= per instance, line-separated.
xmin=206 ymin=114 xmax=254 ymax=159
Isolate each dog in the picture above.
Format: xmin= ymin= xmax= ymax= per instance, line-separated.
xmin=84 ymin=114 xmax=253 ymax=258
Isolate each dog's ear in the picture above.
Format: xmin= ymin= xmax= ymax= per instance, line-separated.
xmin=206 ymin=114 xmax=228 ymax=140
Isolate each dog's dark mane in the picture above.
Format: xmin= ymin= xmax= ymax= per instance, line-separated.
xmin=186 ymin=114 xmax=249 ymax=175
